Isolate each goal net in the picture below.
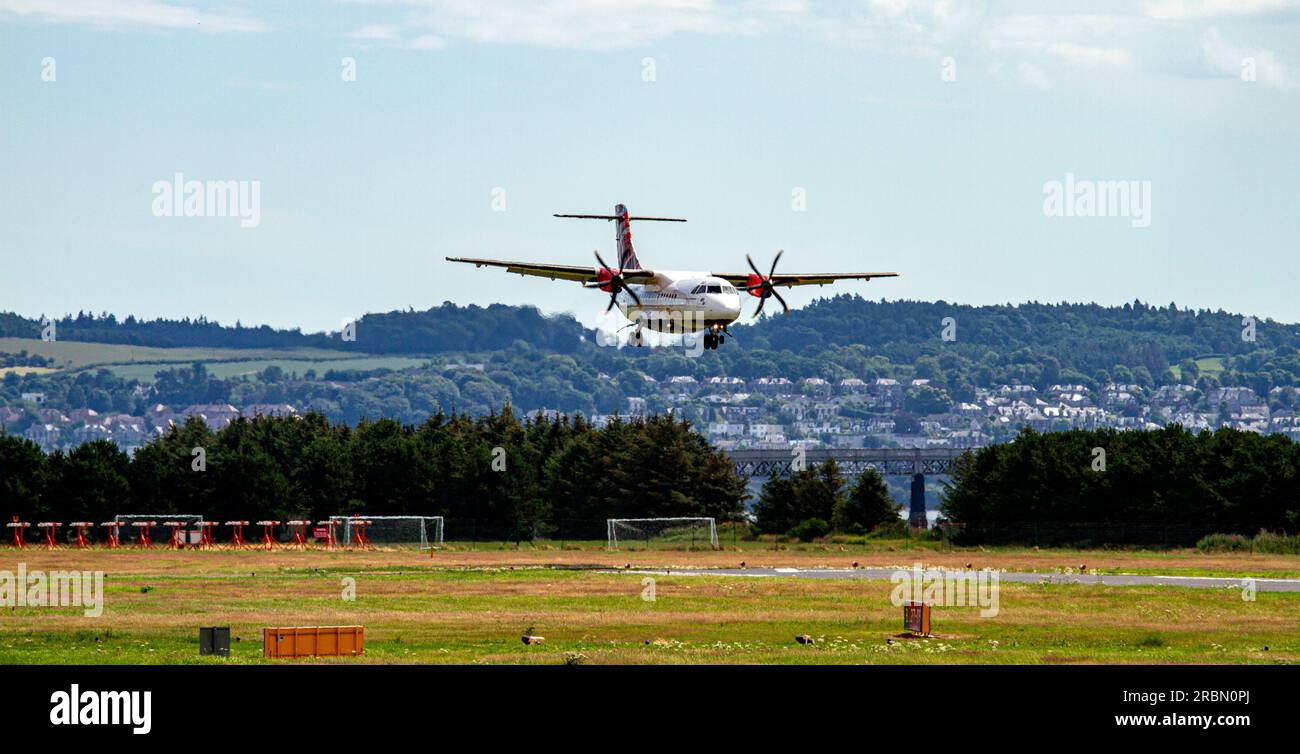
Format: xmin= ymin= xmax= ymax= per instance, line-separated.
xmin=607 ymin=517 xmax=718 ymax=550
xmin=330 ymin=515 xmax=444 ymax=549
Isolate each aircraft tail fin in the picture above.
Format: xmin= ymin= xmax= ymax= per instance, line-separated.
xmin=554 ymin=204 xmax=685 ymax=270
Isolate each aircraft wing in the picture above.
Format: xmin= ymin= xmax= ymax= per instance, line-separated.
xmin=446 ymin=257 xmax=655 ymax=283
xmin=712 ymin=271 xmax=899 ymax=288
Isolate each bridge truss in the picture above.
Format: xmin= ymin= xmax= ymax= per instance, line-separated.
xmin=727 ymin=447 xmax=967 ymax=479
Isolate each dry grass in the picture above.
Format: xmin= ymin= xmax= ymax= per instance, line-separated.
xmin=2 ymin=547 xmax=1296 ymax=665
xmin=10 ymin=544 xmax=1294 ymax=577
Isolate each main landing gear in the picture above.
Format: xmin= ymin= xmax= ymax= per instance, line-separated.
xmin=624 ymin=324 xmax=730 ymax=349
xmin=702 ymin=325 xmax=729 ymax=350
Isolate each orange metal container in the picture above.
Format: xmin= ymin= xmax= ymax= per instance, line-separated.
xmin=263 ymin=626 xmax=365 ymax=658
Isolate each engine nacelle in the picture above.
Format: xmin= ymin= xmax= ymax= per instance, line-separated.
xmin=745 ymin=273 xmax=767 ymax=297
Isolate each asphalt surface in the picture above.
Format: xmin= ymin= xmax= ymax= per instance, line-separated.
xmin=616 ymin=566 xmax=1300 ymax=592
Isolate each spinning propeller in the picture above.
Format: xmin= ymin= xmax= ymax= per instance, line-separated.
xmin=742 ymin=250 xmax=789 ymax=318
xmin=584 ymin=250 xmax=643 ymax=313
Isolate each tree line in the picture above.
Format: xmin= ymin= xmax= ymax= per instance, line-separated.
xmin=752 ymin=459 xmax=901 ymax=540
xmin=0 ymin=410 xmax=746 ymax=540
xmin=10 ymin=299 xmax=1300 ymax=432
xmin=0 ymin=303 xmax=586 ymax=354
xmin=8 ymin=298 xmax=1300 ymax=393
xmin=941 ymin=426 xmax=1300 ymax=546
xmin=7 ymin=410 xmax=1296 ymax=547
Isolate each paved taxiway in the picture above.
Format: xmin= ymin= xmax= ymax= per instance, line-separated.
xmin=615 ymin=567 xmax=1300 ymax=592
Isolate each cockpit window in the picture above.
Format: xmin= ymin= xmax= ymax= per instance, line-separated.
xmin=707 ymin=285 xmax=722 ymax=293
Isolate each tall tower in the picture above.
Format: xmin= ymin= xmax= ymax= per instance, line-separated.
xmin=909 ymin=473 xmax=928 ymax=529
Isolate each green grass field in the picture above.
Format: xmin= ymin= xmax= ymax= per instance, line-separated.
xmin=0 ymin=337 xmax=426 ymax=381
xmin=0 ymin=337 xmax=358 ymax=371
xmin=1171 ymin=356 xmax=1226 ymax=381
xmin=0 ymin=366 xmax=57 ymax=377
xmin=101 ymin=356 xmax=430 ymax=381
xmin=1 ymin=545 xmax=1296 ymax=665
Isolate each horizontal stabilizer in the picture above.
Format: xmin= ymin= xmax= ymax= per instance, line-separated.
xmin=554 ymin=214 xmax=686 ymax=222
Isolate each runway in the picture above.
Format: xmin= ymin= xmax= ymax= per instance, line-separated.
xmin=616 ymin=566 xmax=1300 ymax=592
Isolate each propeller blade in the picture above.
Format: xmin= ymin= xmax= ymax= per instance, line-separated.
xmin=772 ymin=287 xmax=790 ymax=316
xmin=593 ymin=247 xmax=641 ymax=310
xmin=753 ymin=295 xmax=767 ymax=319
xmin=769 ymin=249 xmax=783 ymax=278
xmin=745 ymin=254 xmax=762 ymax=277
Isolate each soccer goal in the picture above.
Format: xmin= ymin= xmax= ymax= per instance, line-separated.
xmin=607 ymin=517 xmax=718 ymax=550
xmin=329 ymin=515 xmax=444 ymax=549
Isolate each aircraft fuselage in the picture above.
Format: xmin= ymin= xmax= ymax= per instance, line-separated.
xmin=616 ymin=270 xmax=743 ymax=333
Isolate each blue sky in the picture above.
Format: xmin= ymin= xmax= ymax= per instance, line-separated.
xmin=1 ymin=0 xmax=1298 ymax=334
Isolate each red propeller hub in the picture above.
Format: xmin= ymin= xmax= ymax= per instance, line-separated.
xmin=595 ymin=265 xmax=619 ymax=293
xmin=745 ymin=272 xmax=768 ymax=297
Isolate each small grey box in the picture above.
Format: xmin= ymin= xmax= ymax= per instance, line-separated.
xmin=199 ymin=626 xmax=231 ymax=656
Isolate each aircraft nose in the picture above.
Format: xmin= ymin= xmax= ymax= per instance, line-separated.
xmin=725 ymin=293 xmax=742 ymax=317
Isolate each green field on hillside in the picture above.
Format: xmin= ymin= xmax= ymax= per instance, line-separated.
xmin=0 ymin=337 xmax=354 ymax=369
xmin=0 ymin=337 xmax=424 ymax=380
xmin=102 ymin=356 xmax=430 ymax=382
xmin=1171 ymin=356 xmax=1226 ymax=380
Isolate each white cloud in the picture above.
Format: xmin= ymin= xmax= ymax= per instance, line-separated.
xmin=345 ymin=1 xmax=1291 ymax=95
xmin=1147 ymin=0 xmax=1300 ymax=21
xmin=7 ymin=0 xmax=1295 ymax=97
xmin=0 ymin=0 xmax=269 ymax=33
xmin=1202 ymin=26 xmax=1295 ymax=88
xmin=1045 ymin=42 xmax=1134 ymax=69
xmin=404 ymin=34 xmax=445 ymax=50
xmin=800 ymin=0 xmax=988 ymax=57
xmin=984 ymin=13 xmax=1135 ymax=57
xmin=346 ymin=22 xmax=445 ymax=51
xmin=979 ymin=12 xmax=1144 ymax=87
xmin=347 ymin=23 xmax=402 ymax=41
xmin=1017 ymin=61 xmax=1052 ymax=90
xmin=346 ymin=0 xmax=795 ymax=52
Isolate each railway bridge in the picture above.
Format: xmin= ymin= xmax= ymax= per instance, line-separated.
xmin=726 ymin=447 xmax=970 ymax=528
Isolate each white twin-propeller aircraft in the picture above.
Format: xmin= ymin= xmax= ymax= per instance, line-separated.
xmin=446 ymin=204 xmax=898 ymax=349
